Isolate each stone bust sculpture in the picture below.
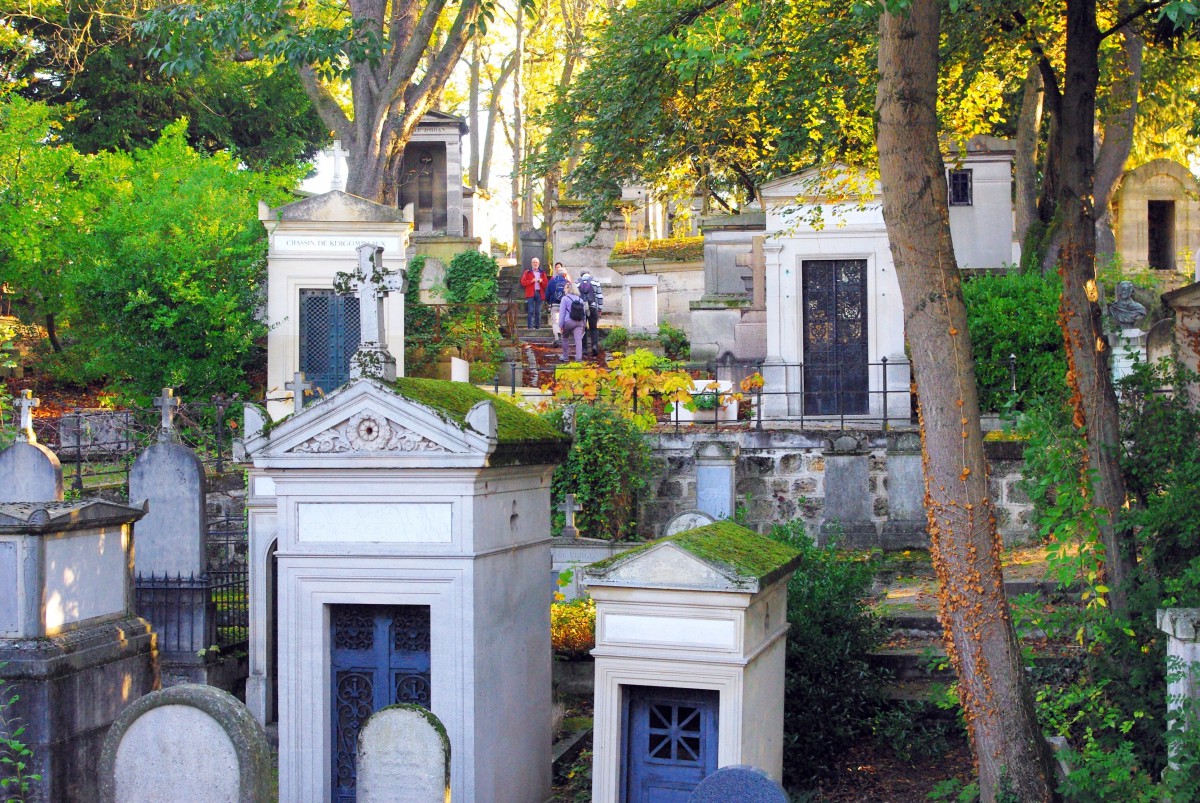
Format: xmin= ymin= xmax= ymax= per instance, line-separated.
xmin=1109 ymin=280 xmax=1147 ymax=327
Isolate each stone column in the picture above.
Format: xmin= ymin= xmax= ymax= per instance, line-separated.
xmin=519 ymin=228 xmax=547 ymax=269
xmin=819 ymin=434 xmax=877 ymax=548
xmin=446 ymin=137 xmax=464 ymax=236
xmin=694 ymin=440 xmax=740 ymax=520
xmin=881 ymin=431 xmax=927 ymax=549
xmin=1158 ymin=608 xmax=1200 ymax=757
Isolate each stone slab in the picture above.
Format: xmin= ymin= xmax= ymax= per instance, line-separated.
xmin=689 ymin=765 xmax=787 ymax=802
xmin=357 ymin=704 xmax=450 ymax=803
xmin=0 ymin=441 xmax=62 ymax=503
xmin=129 ymin=441 xmax=207 ymax=577
xmin=100 ymin=684 xmax=272 ymax=803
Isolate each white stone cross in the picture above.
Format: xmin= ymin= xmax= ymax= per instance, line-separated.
xmin=153 ymin=388 xmax=180 ymax=442
xmin=557 ymin=494 xmax=583 ymax=538
xmin=14 ymin=389 xmax=39 ymax=443
xmin=326 ymin=139 xmax=349 ymax=193
xmin=285 ymin=371 xmax=313 ymax=414
xmin=335 ymin=243 xmax=405 ymax=381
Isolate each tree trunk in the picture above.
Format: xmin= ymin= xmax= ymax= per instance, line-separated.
xmin=1056 ymin=0 xmax=1136 ymax=612
xmin=1014 ymin=62 xmax=1043 ymax=247
xmin=45 ymin=312 xmax=62 ymax=353
xmin=511 ymin=6 xmax=525 ymax=258
xmin=469 ymin=37 xmax=481 ymax=189
xmin=876 ymin=2 xmax=1057 ymax=800
xmin=479 ymin=53 xmax=516 ymax=192
xmin=1094 ymin=27 xmax=1142 ymax=263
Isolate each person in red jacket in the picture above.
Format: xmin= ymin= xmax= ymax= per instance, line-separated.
xmin=520 ymin=257 xmax=547 ymax=329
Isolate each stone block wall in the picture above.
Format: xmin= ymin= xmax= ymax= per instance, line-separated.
xmin=640 ymin=429 xmax=1034 ymax=546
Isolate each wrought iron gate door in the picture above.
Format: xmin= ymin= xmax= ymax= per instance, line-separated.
xmin=802 ymin=259 xmax=868 ymax=415
xmin=621 ymin=685 xmax=719 ymax=802
xmin=330 ymin=605 xmax=431 ymax=803
xmin=299 ymin=290 xmax=360 ymax=395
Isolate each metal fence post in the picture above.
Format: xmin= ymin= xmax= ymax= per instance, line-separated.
xmin=72 ymin=409 xmax=84 ymax=493
xmin=881 ymin=356 xmax=889 ymax=433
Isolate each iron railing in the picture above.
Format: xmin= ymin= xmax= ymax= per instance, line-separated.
xmin=135 ymin=569 xmax=248 ymax=654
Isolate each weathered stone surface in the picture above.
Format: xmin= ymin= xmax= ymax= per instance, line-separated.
xmin=820 ymin=452 xmax=876 ymax=547
xmin=100 ymin=684 xmax=272 ymax=803
xmin=690 ymin=765 xmax=788 ymax=802
xmin=357 ymin=705 xmax=450 ymax=803
xmin=129 ymin=441 xmax=207 ymax=577
xmin=0 ymin=441 xmax=62 ymax=502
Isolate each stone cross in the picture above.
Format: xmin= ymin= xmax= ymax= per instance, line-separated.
xmin=13 ymin=389 xmax=39 ymax=443
xmin=557 ymin=494 xmax=583 ymax=538
xmin=152 ymin=388 xmax=179 ymax=442
xmin=326 ymin=139 xmax=349 ymax=193
xmin=335 ymin=243 xmax=405 ymax=381
xmin=285 ymin=371 xmax=312 ymax=414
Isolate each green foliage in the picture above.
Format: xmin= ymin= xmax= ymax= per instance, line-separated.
xmin=63 ymin=121 xmax=297 ymax=400
xmin=769 ymin=520 xmax=888 ymax=788
xmin=657 ymin=322 xmax=690 ymax=361
xmin=443 ymin=250 xmax=499 ymax=304
xmin=611 ymin=236 xmax=704 ymax=262
xmin=602 ymin=326 xmax=629 ymax=353
xmin=1 ymin=672 xmax=40 ymax=800
xmin=962 ymin=270 xmax=1067 ymax=410
xmin=546 ymin=403 xmax=653 ymax=541
xmin=871 ymin=698 xmax=965 ymax=765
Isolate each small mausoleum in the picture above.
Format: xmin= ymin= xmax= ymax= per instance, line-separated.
xmin=243 ymin=376 xmax=569 ymax=802
xmin=583 ymin=522 xmax=802 ymax=801
xmin=259 ymin=191 xmax=413 ymax=419
xmin=1113 ymin=159 xmax=1200 ymax=279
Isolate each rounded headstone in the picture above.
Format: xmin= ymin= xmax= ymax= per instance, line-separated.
xmin=129 ymin=441 xmax=206 ymax=576
xmin=357 ymin=704 xmax=451 ymax=803
xmin=664 ymin=509 xmax=717 ymax=536
xmin=0 ymin=441 xmax=63 ymax=503
xmin=689 ymin=765 xmax=788 ymax=803
xmin=99 ymin=684 xmax=272 ymax=803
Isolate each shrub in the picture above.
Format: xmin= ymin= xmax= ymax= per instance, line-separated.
xmin=770 ymin=520 xmax=888 ymax=787
xmin=962 ymin=270 xmax=1066 ymax=410
xmin=550 ymin=598 xmax=596 ymax=654
xmin=657 ymin=322 xmax=690 ymax=361
xmin=443 ymin=250 xmax=499 ymax=303
xmin=611 ymin=236 xmax=704 ymax=261
xmin=602 ymin=326 xmax=629 ymax=352
xmin=545 ymin=402 xmax=654 ymax=540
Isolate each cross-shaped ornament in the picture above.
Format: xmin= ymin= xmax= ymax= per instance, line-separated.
xmin=325 ymin=139 xmax=350 ymax=193
xmin=13 ymin=389 xmax=39 ymax=443
xmin=335 ymin=243 xmax=405 ymax=381
xmin=153 ymin=388 xmax=180 ymax=442
xmin=557 ymin=493 xmax=584 ymax=539
xmin=285 ymin=371 xmax=313 ymax=415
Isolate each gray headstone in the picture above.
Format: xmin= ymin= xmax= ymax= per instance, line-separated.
xmin=129 ymin=441 xmax=206 ymax=577
xmin=694 ymin=441 xmax=739 ymax=520
xmin=664 ymin=509 xmax=717 ymax=536
xmin=0 ymin=441 xmax=63 ymax=502
xmin=881 ymin=432 xmax=928 ymax=549
xmin=689 ymin=765 xmax=788 ymax=802
xmin=820 ymin=446 xmax=877 ymax=548
xmin=357 ymin=704 xmax=450 ymax=803
xmin=243 ymin=403 xmax=267 ymax=441
xmin=99 ymin=684 xmax=272 ymax=803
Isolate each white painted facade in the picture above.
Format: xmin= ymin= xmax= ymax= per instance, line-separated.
xmin=759 ymin=139 xmax=1015 ymax=419
xmin=584 ymin=540 xmax=796 ymax=799
xmin=260 ymin=192 xmax=413 ymax=420
xmin=243 ymin=379 xmax=563 ymax=801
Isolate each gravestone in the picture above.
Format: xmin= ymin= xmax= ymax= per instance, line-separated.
xmin=690 ymin=765 xmax=788 ymax=802
xmin=0 ymin=390 xmax=63 ymax=503
xmin=664 ymin=509 xmax=716 ymax=536
xmin=99 ymin=684 xmax=272 ymax=803
xmin=695 ymin=440 xmax=739 ymax=520
xmin=558 ymin=493 xmax=583 ymax=538
xmin=881 ymin=431 xmax=928 ymax=548
xmin=357 ymin=705 xmax=451 ymax=803
xmin=58 ymin=409 xmax=136 ymax=456
xmin=819 ymin=434 xmax=877 ymax=548
xmin=1158 ymin=608 xmax=1200 ymax=762
xmin=336 ymin=242 xmax=406 ymax=381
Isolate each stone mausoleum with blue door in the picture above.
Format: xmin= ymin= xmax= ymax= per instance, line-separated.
xmin=242 ymin=377 xmax=569 ymax=801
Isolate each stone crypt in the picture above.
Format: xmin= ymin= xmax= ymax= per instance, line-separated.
xmin=242 ymin=376 xmax=569 ymax=801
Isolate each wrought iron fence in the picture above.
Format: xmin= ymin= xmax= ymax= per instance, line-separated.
xmin=135 ymin=569 xmax=248 ymax=654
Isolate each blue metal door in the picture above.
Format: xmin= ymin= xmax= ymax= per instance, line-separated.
xmin=299 ymin=290 xmax=360 ymax=396
xmin=330 ymin=605 xmax=431 ymax=803
xmin=621 ymin=685 xmax=719 ymax=802
xmin=802 ymin=259 xmax=868 ymax=416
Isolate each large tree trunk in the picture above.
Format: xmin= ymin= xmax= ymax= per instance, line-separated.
xmin=469 ymin=38 xmax=481 ymax=189
xmin=1057 ymin=0 xmax=1136 ymax=611
xmin=1014 ymin=61 xmax=1043 ymax=247
xmin=1094 ymin=27 xmax=1143 ymax=262
xmin=877 ymin=2 xmax=1057 ymax=800
xmin=511 ymin=6 xmax=525 ymax=257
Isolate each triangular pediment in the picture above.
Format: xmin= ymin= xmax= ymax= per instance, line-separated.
xmin=586 ymin=543 xmax=748 ymax=592
xmin=248 ymin=380 xmax=493 ymax=466
xmin=266 ymin=191 xmax=409 ymax=224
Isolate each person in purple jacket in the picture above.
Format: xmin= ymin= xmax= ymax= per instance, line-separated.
xmin=558 ymin=281 xmax=587 ymax=362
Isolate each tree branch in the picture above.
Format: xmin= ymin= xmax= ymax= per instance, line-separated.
xmin=1100 ymin=0 xmax=1170 ymax=38
xmin=297 ymin=66 xmax=351 ymax=139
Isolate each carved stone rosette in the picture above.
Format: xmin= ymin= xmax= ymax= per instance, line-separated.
xmin=289 ymin=412 xmax=447 ymax=454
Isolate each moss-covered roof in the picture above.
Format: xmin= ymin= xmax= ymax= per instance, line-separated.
xmin=587 ymin=521 xmax=802 ymax=589
xmin=392 ymin=377 xmax=570 ymax=466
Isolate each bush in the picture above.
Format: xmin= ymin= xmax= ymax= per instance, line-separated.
xmin=550 ymin=598 xmax=596 ymax=654
xmin=611 ymin=236 xmax=704 ymax=261
xmin=770 ymin=520 xmax=888 ymax=788
xmin=545 ymin=402 xmax=654 ymax=540
xmin=443 ymin=250 xmax=499 ymax=303
xmin=657 ymin=322 xmax=690 ymax=361
xmin=962 ymin=270 xmax=1066 ymax=410
xmin=602 ymin=326 xmax=629 ymax=352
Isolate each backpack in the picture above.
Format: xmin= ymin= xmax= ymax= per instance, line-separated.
xmin=569 ymin=296 xmax=586 ymax=321
xmin=579 ymin=279 xmax=594 ymax=301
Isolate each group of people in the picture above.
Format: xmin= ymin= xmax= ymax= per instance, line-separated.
xmin=520 ymin=257 xmax=604 ymax=362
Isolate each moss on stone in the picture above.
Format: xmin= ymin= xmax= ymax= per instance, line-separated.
xmin=374 ymin=704 xmax=451 ymax=787
xmin=588 ymin=520 xmax=802 ymax=586
xmin=393 ymin=377 xmax=568 ymax=445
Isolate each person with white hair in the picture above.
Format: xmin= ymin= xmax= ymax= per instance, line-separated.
xmin=577 ymin=272 xmax=604 ymax=356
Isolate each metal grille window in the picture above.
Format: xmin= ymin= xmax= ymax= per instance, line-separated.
xmin=298 ymin=290 xmax=360 ymax=395
xmin=948 ymin=169 xmax=973 ymax=206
